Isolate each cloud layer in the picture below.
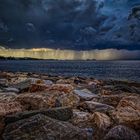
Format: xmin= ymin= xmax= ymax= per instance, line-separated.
xmin=0 ymin=0 xmax=140 ymax=50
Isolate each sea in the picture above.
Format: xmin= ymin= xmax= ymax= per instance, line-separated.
xmin=0 ymin=60 xmax=140 ymax=82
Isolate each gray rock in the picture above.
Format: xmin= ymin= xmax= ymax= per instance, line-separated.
xmin=11 ymin=79 xmax=32 ymax=92
xmin=104 ymin=125 xmax=140 ymax=140
xmin=5 ymin=107 xmax=73 ymax=124
xmin=113 ymin=84 xmax=140 ymax=94
xmin=44 ymin=80 xmax=53 ymax=85
xmin=71 ymin=110 xmax=94 ymax=128
xmin=74 ymin=89 xmax=98 ymax=101
xmin=80 ymin=101 xmax=114 ymax=113
xmin=57 ymin=93 xmax=80 ymax=108
xmin=3 ymin=114 xmax=87 ymax=140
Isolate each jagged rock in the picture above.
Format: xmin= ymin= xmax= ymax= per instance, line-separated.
xmin=5 ymin=107 xmax=73 ymax=124
xmin=111 ymin=96 xmax=140 ymax=130
xmin=73 ymin=89 xmax=98 ymax=101
xmin=47 ymin=84 xmax=74 ymax=93
xmin=56 ymin=79 xmax=74 ymax=84
xmin=44 ymin=80 xmax=53 ymax=85
xmin=80 ymin=101 xmax=114 ymax=113
xmin=93 ymin=112 xmax=112 ymax=130
xmin=0 ymin=92 xmax=17 ymax=102
xmin=71 ymin=110 xmax=94 ymax=128
xmin=57 ymin=93 xmax=80 ymax=108
xmin=29 ymin=78 xmax=53 ymax=92
xmin=29 ymin=84 xmax=48 ymax=92
xmin=112 ymin=84 xmax=140 ymax=93
xmin=93 ymin=95 xmax=123 ymax=107
xmin=11 ymin=78 xmax=54 ymax=93
xmin=29 ymin=78 xmax=53 ymax=85
xmin=10 ymin=77 xmax=28 ymax=85
xmin=0 ymin=101 xmax=24 ymax=117
xmin=103 ymin=84 xmax=140 ymax=94
xmin=16 ymin=93 xmax=60 ymax=110
xmin=11 ymin=79 xmax=32 ymax=91
xmin=3 ymin=114 xmax=88 ymax=140
xmin=88 ymin=80 xmax=102 ymax=86
xmin=104 ymin=125 xmax=140 ymax=140
xmin=93 ymin=112 xmax=112 ymax=140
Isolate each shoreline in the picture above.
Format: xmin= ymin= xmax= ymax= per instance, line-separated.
xmin=0 ymin=71 xmax=140 ymax=139
xmin=0 ymin=70 xmax=140 ymax=84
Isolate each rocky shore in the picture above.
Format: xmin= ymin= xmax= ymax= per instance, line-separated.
xmin=0 ymin=71 xmax=140 ymax=140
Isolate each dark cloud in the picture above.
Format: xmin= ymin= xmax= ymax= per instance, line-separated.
xmin=0 ymin=0 xmax=140 ymax=50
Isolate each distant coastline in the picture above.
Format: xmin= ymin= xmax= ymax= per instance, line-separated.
xmin=0 ymin=56 xmax=140 ymax=61
xmin=0 ymin=56 xmax=43 ymax=60
xmin=0 ymin=56 xmax=97 ymax=61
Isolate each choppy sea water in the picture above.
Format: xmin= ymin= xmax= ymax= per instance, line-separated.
xmin=0 ymin=60 xmax=140 ymax=82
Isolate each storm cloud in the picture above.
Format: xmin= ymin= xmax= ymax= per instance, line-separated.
xmin=0 ymin=0 xmax=140 ymax=50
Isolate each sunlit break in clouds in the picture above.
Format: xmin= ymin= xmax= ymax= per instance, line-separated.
xmin=0 ymin=48 xmax=140 ymax=60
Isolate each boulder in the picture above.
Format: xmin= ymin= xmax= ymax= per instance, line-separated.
xmin=82 ymin=84 xmax=101 ymax=94
xmin=11 ymin=79 xmax=32 ymax=92
xmin=71 ymin=110 xmax=94 ymax=128
xmin=44 ymin=80 xmax=53 ymax=85
xmin=29 ymin=78 xmax=52 ymax=85
xmin=3 ymin=114 xmax=88 ymax=140
xmin=57 ymin=93 xmax=80 ymax=108
xmin=93 ymin=112 xmax=112 ymax=140
xmin=80 ymin=101 xmax=114 ymax=113
xmin=11 ymin=78 xmax=54 ymax=93
xmin=47 ymin=84 xmax=74 ymax=93
xmin=5 ymin=107 xmax=73 ymax=124
xmin=56 ymin=79 xmax=74 ymax=84
xmin=112 ymin=84 xmax=140 ymax=94
xmin=93 ymin=112 xmax=112 ymax=130
xmin=88 ymin=80 xmax=102 ymax=86
xmin=16 ymin=93 xmax=60 ymax=110
xmin=93 ymin=95 xmax=124 ymax=107
xmin=10 ymin=77 xmax=28 ymax=84
xmin=29 ymin=84 xmax=48 ymax=92
xmin=111 ymin=96 xmax=140 ymax=129
xmin=0 ymin=101 xmax=24 ymax=117
xmin=104 ymin=125 xmax=139 ymax=140
xmin=29 ymin=78 xmax=53 ymax=92
xmin=73 ymin=89 xmax=98 ymax=101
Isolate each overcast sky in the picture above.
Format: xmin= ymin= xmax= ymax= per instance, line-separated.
xmin=0 ymin=0 xmax=140 ymax=59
